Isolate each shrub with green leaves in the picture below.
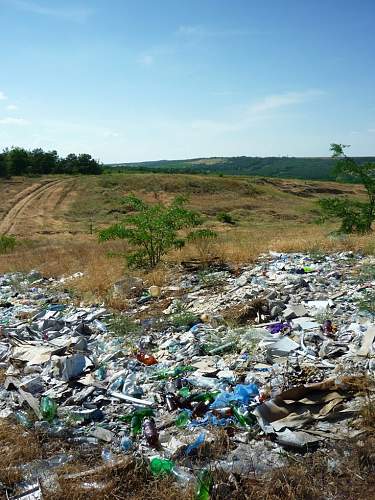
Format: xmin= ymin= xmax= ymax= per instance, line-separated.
xmin=99 ymin=195 xmax=205 ymax=268
xmin=318 ymin=144 xmax=375 ymax=234
xmin=0 ymin=234 xmax=16 ymax=254
xmin=217 ymin=211 xmax=235 ymax=224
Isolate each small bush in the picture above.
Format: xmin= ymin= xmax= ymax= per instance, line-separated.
xmin=99 ymin=195 xmax=202 ymax=268
xmin=217 ymin=211 xmax=235 ymax=224
xmin=0 ymin=234 xmax=16 ymax=254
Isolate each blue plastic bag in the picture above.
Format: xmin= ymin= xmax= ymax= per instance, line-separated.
xmin=233 ymin=384 xmax=259 ymax=404
xmin=185 ymin=433 xmax=205 ymax=455
xmin=210 ymin=384 xmax=258 ymax=409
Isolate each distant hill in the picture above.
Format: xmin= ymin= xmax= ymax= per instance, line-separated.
xmin=106 ymin=156 xmax=375 ymax=181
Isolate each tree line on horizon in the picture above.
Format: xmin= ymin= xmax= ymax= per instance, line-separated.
xmin=0 ymin=147 xmax=103 ymax=177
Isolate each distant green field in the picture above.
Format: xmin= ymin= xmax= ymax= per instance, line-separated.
xmin=106 ymin=156 xmax=375 ymax=181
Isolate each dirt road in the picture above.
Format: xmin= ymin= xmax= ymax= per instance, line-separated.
xmin=0 ymin=179 xmax=74 ymax=235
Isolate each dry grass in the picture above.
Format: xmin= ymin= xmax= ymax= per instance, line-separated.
xmin=1 ymin=223 xmax=374 ymax=309
xmin=0 ymin=420 xmax=43 ymax=488
xmin=44 ymin=458 xmax=195 ymax=500
xmin=0 ymin=412 xmax=374 ymax=499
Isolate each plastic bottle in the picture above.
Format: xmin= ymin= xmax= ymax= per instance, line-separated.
xmin=165 ymin=392 xmax=178 ymax=412
xmin=231 ymin=406 xmax=256 ymax=427
xmin=95 ymin=366 xmax=106 ymax=381
xmin=178 ymin=387 xmax=190 ymax=398
xmin=143 ymin=417 xmax=158 ymax=446
xmin=150 ymin=457 xmax=174 ymax=476
xmin=130 ymin=415 xmax=142 ymax=436
xmin=15 ymin=410 xmax=32 ymax=428
xmin=191 ymin=390 xmax=220 ymax=403
xmin=120 ymin=407 xmax=154 ymax=423
xmin=40 ymin=396 xmax=57 ymax=422
xmin=175 ymin=409 xmax=191 ymax=427
xmin=153 ymin=365 xmax=196 ymax=380
xmin=108 ymin=376 xmax=125 ymax=392
xmin=196 ymin=469 xmax=212 ymax=500
xmin=171 ymin=466 xmax=194 ymax=486
xmin=101 ymin=448 xmax=115 ymax=463
xmin=120 ymin=436 xmax=134 ymax=452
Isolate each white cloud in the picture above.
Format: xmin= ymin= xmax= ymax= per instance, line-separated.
xmin=189 ymin=89 xmax=325 ymax=135
xmin=6 ymin=104 xmax=18 ymax=111
xmin=0 ymin=91 xmax=7 ymax=100
xmin=249 ymin=90 xmax=325 ymax=114
xmin=7 ymin=0 xmax=94 ymax=22
xmin=368 ymin=128 xmax=375 ymax=133
xmin=0 ymin=117 xmax=30 ymax=125
xmin=138 ymin=54 xmax=154 ymax=66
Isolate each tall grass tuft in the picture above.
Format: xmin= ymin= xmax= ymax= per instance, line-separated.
xmin=0 ymin=234 xmax=16 ymax=254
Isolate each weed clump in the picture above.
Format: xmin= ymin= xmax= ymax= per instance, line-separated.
xmin=0 ymin=234 xmax=16 ymax=254
xmin=169 ymin=301 xmax=198 ymax=328
xmin=217 ymin=211 xmax=235 ymax=224
xmin=108 ymin=315 xmax=141 ymax=338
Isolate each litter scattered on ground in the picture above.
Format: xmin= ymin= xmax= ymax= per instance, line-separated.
xmin=0 ymin=251 xmax=374 ymax=497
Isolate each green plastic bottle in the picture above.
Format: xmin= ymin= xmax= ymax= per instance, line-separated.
xmin=175 ymin=409 xmax=190 ymax=427
xmin=196 ymin=469 xmax=212 ymax=500
xmin=130 ymin=415 xmax=142 ymax=436
xmin=153 ymin=365 xmax=197 ymax=380
xmin=191 ymin=390 xmax=220 ymax=403
xmin=231 ymin=406 xmax=256 ymax=427
xmin=150 ymin=457 xmax=175 ymax=476
xmin=120 ymin=408 xmax=154 ymax=436
xmin=120 ymin=407 xmax=154 ymax=423
xmin=40 ymin=396 xmax=57 ymax=422
xmin=173 ymin=365 xmax=196 ymax=376
xmin=178 ymin=387 xmax=190 ymax=398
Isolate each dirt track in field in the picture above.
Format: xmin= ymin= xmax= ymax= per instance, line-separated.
xmin=0 ymin=179 xmax=76 ymax=236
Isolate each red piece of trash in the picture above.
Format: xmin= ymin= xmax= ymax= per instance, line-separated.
xmin=136 ymin=352 xmax=158 ymax=365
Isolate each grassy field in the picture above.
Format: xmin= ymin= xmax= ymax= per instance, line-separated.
xmin=0 ymin=172 xmax=373 ymax=303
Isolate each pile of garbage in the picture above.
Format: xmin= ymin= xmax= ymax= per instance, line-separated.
xmin=0 ymin=252 xmax=374 ymax=498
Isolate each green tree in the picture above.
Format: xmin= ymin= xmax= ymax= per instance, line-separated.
xmin=5 ymin=147 xmax=30 ymax=176
xmin=60 ymin=153 xmax=79 ymax=174
xmin=76 ymin=153 xmax=103 ymax=175
xmin=0 ymin=152 xmax=9 ymax=177
xmin=99 ymin=195 xmax=202 ymax=268
xmin=30 ymin=148 xmax=58 ymax=174
xmin=318 ymin=144 xmax=375 ymax=234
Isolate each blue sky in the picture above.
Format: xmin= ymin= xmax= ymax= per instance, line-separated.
xmin=0 ymin=0 xmax=374 ymax=162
